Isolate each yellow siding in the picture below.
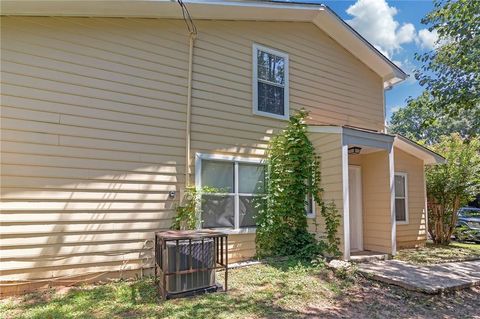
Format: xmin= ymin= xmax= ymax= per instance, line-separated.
xmin=360 ymin=151 xmax=394 ymax=253
xmin=394 ymin=148 xmax=427 ymax=248
xmin=1 ymin=16 xmax=384 ymax=287
xmin=0 ymin=17 xmax=190 ymax=283
xmin=309 ymin=133 xmax=344 ymax=249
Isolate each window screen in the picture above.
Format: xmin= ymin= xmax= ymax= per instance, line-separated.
xmin=395 ymin=174 xmax=407 ymax=222
xmin=254 ymin=45 xmax=288 ymax=119
xmin=199 ymin=158 xmax=265 ymax=229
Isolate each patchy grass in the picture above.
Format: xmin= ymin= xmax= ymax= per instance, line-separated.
xmin=2 ymin=258 xmax=479 ymax=319
xmin=395 ymin=241 xmax=480 ymax=264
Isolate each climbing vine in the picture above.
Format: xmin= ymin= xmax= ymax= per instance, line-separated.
xmin=255 ymin=110 xmax=340 ymax=259
xmin=170 ymin=186 xmax=218 ymax=230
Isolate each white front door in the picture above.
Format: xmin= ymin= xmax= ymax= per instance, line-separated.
xmin=349 ymin=165 xmax=363 ymax=252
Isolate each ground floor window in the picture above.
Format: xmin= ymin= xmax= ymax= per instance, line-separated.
xmin=305 ymin=192 xmax=315 ymax=218
xmin=196 ymin=154 xmax=265 ymax=230
xmin=394 ymin=172 xmax=408 ymax=223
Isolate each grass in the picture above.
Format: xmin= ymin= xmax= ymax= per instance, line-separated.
xmin=0 ymin=259 xmax=352 ymax=319
xmin=395 ymin=241 xmax=480 ymax=264
xmin=1 ymin=257 xmax=479 ymax=319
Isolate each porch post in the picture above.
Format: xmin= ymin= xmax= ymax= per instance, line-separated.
xmin=341 ymin=143 xmax=350 ymax=260
xmin=388 ymin=145 xmax=397 ymax=255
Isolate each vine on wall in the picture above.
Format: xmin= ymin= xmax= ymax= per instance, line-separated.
xmin=170 ymin=186 xmax=218 ymax=230
xmin=255 ymin=110 xmax=340 ymax=259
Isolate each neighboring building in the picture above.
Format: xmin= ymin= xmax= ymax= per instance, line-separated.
xmin=0 ymin=0 xmax=444 ymax=294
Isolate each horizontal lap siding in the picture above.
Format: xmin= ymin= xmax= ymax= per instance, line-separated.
xmin=189 ymin=21 xmax=383 ymax=259
xmin=394 ymin=148 xmax=427 ymax=248
xmin=309 ymin=133 xmax=344 ymax=248
xmin=0 ymin=17 xmax=189 ymax=282
xmin=1 ymin=17 xmax=384 ymax=285
xmin=361 ymin=151 xmax=393 ymax=254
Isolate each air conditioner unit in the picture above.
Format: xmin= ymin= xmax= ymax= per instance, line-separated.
xmin=155 ymin=230 xmax=228 ymax=299
xmin=164 ymin=239 xmax=215 ymax=294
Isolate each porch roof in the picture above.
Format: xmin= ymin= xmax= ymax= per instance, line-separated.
xmin=308 ymin=125 xmax=445 ymax=165
xmin=393 ymin=134 xmax=445 ymax=165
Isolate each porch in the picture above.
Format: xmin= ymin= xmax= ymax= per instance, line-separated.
xmin=309 ymin=126 xmax=444 ymax=260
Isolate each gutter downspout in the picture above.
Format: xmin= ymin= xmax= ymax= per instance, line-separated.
xmin=185 ymin=32 xmax=196 ymax=187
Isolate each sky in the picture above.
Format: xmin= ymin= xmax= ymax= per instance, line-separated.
xmin=286 ymin=0 xmax=437 ymax=121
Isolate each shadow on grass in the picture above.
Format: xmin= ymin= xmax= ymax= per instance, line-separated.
xmin=5 ymin=256 xmax=480 ymax=319
xmin=395 ymin=242 xmax=480 ymax=264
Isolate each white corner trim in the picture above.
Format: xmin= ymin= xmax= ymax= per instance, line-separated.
xmin=389 ymin=146 xmax=397 ymax=255
xmin=252 ymin=43 xmax=290 ymax=121
xmin=422 ymin=165 xmax=428 ymax=239
xmin=341 ymin=143 xmax=350 ymax=260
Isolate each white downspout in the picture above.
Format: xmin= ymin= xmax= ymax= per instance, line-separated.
xmin=185 ymin=32 xmax=196 ymax=187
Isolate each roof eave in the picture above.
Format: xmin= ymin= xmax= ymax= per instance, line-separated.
xmin=1 ymin=0 xmax=408 ymax=87
xmin=394 ymin=135 xmax=446 ymax=165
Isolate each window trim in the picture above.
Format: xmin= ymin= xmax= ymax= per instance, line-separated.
xmin=195 ymin=153 xmax=265 ymax=233
xmin=252 ymin=43 xmax=290 ymax=121
xmin=394 ymin=172 xmax=409 ymax=225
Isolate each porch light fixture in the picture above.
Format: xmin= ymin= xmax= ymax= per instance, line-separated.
xmin=348 ymin=147 xmax=362 ymax=155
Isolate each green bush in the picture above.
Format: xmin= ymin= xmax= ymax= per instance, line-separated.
xmin=427 ymin=134 xmax=480 ymax=244
xmin=255 ymin=110 xmax=340 ymax=260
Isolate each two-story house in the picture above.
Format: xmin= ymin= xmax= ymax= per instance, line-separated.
xmin=0 ymin=0 xmax=444 ymax=294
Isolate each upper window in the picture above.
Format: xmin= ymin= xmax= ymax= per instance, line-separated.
xmin=196 ymin=154 xmax=265 ymax=230
xmin=394 ymin=173 xmax=408 ymax=224
xmin=252 ymin=44 xmax=289 ymax=120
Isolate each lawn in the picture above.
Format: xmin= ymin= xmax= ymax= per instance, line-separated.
xmin=394 ymin=241 xmax=480 ymax=264
xmin=2 ymin=258 xmax=479 ymax=319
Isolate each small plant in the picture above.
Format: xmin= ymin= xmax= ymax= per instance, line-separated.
xmin=170 ymin=186 xmax=219 ymax=230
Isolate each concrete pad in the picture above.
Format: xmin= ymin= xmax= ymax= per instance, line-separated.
xmin=350 ymin=251 xmax=388 ymax=263
xmin=358 ymin=260 xmax=480 ymax=294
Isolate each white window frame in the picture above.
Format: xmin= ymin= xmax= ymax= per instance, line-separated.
xmin=195 ymin=153 xmax=265 ymax=234
xmin=394 ymin=172 xmax=409 ymax=225
xmin=252 ymin=43 xmax=290 ymax=121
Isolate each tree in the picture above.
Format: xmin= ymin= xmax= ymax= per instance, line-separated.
xmin=414 ymin=0 xmax=480 ymax=117
xmin=426 ymin=134 xmax=480 ymax=245
xmin=389 ymin=92 xmax=479 ymax=145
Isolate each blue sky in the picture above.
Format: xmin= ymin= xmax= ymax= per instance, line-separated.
xmin=288 ymin=0 xmax=436 ymax=121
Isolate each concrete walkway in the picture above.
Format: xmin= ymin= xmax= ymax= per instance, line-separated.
xmin=358 ymin=260 xmax=480 ymax=294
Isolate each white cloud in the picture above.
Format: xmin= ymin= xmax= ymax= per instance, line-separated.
xmin=417 ymin=28 xmax=439 ymax=50
xmin=346 ymin=0 xmax=417 ymax=59
xmin=392 ymin=60 xmax=403 ymax=68
xmin=390 ymin=106 xmax=401 ymax=113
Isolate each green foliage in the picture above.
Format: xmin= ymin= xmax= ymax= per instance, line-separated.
xmin=170 ymin=186 xmax=219 ymax=230
xmin=426 ymin=134 xmax=480 ymax=244
xmin=389 ymin=92 xmax=479 ymax=145
xmin=255 ymin=110 xmax=340 ymax=260
xmin=414 ymin=0 xmax=480 ymax=117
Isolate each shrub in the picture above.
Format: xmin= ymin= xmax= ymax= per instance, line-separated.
xmin=255 ymin=110 xmax=340 ymax=260
xmin=427 ymin=134 xmax=480 ymax=244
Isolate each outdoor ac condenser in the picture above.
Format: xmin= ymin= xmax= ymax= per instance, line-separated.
xmin=164 ymin=239 xmax=215 ymax=294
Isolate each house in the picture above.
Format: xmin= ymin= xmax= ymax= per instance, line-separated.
xmin=0 ymin=0 xmax=444 ymax=294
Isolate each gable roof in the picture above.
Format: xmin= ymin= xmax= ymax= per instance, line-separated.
xmin=1 ymin=0 xmax=407 ymax=87
xmin=394 ymin=135 xmax=446 ymax=165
